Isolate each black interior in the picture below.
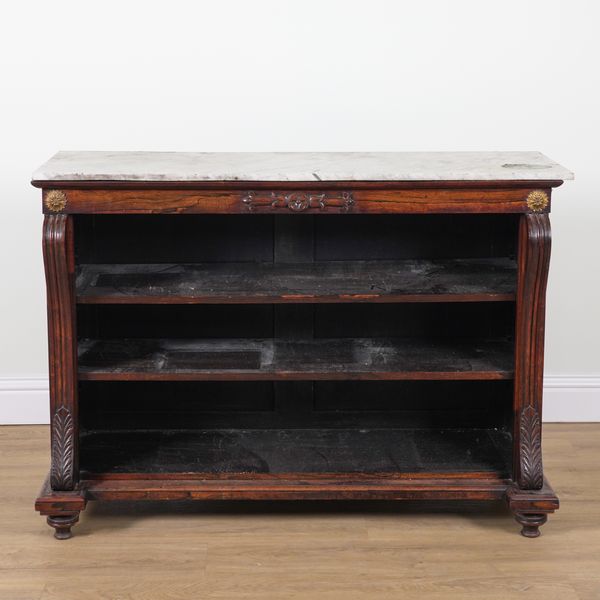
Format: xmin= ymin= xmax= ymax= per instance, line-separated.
xmin=74 ymin=214 xmax=518 ymax=477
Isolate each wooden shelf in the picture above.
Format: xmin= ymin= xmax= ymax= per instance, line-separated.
xmin=75 ymin=258 xmax=517 ymax=304
xmin=77 ymin=337 xmax=513 ymax=381
xmin=79 ymin=428 xmax=512 ymax=477
xmin=76 ymin=474 xmax=512 ymax=502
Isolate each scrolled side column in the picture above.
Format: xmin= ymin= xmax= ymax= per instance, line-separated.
xmin=43 ymin=214 xmax=78 ymax=490
xmin=513 ymin=213 xmax=551 ymax=490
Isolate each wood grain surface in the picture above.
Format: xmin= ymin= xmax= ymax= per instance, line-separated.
xmin=43 ymin=216 xmax=79 ymax=490
xmin=41 ymin=185 xmax=552 ymax=214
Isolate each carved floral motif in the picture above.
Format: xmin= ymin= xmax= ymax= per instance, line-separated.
xmin=242 ymin=191 xmax=354 ymax=212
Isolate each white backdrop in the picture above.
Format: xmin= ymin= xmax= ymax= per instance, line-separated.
xmin=1 ymin=0 xmax=598 ymax=422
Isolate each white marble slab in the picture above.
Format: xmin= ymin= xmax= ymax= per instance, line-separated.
xmin=32 ymin=151 xmax=573 ymax=182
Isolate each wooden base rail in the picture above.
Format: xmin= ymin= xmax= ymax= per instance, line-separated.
xmin=35 ymin=474 xmax=559 ymax=539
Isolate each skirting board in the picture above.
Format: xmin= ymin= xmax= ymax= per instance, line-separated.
xmin=0 ymin=375 xmax=599 ymax=424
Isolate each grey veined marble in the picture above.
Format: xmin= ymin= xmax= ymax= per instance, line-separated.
xmin=32 ymin=151 xmax=574 ymax=182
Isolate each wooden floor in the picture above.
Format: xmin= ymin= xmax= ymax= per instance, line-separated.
xmin=1 ymin=424 xmax=599 ymax=600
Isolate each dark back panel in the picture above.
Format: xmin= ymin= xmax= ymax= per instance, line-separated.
xmin=75 ymin=215 xmax=275 ymax=264
xmin=79 ymin=380 xmax=513 ymax=431
xmin=77 ymin=305 xmax=274 ymax=339
xmin=316 ymin=214 xmax=518 ymax=260
xmin=315 ymin=303 xmax=515 ymax=339
xmin=78 ymin=302 xmax=514 ymax=341
xmin=75 ymin=214 xmax=519 ymax=264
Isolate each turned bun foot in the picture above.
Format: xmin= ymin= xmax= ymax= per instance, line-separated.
xmin=515 ymin=512 xmax=547 ymax=538
xmin=506 ymin=480 xmax=558 ymax=538
xmin=47 ymin=513 xmax=80 ymax=540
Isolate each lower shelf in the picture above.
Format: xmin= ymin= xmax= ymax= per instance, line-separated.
xmin=80 ymin=427 xmax=512 ymax=477
xmin=37 ymin=471 xmax=515 ymax=504
xmin=80 ymin=474 xmax=512 ymax=501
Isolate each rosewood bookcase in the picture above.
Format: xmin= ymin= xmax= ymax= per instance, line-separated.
xmin=32 ymin=152 xmax=572 ymax=539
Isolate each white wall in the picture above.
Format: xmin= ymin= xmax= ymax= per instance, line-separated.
xmin=1 ymin=0 xmax=598 ymax=422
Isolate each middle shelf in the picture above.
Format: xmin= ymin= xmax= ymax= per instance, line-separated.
xmin=75 ymin=258 xmax=517 ymax=304
xmin=78 ymin=337 xmax=513 ymax=381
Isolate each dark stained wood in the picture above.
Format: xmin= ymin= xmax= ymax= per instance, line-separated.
xmin=77 ymin=337 xmax=514 ymax=381
xmin=75 ymin=258 xmax=517 ymax=304
xmin=34 ymin=469 xmax=559 ymax=515
xmin=42 ymin=186 xmax=553 ymax=215
xmin=506 ymin=478 xmax=559 ymax=537
xmin=34 ymin=474 xmax=87 ymax=513
xmin=77 ymin=479 xmax=497 ymax=502
xmin=34 ymin=475 xmax=86 ymax=540
xmin=81 ymin=478 xmax=509 ymax=501
xmin=44 ymin=472 xmax=514 ymax=501
xmin=32 ymin=179 xmax=565 ymax=190
xmin=34 ymin=172 xmax=564 ymax=538
xmin=43 ymin=215 xmax=79 ymax=490
xmin=513 ymin=214 xmax=551 ymax=489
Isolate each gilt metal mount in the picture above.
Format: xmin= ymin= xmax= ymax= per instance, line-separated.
xmin=45 ymin=190 xmax=67 ymax=213
xmin=526 ymin=190 xmax=549 ymax=213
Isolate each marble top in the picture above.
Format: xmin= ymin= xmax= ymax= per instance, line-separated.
xmin=32 ymin=151 xmax=573 ymax=183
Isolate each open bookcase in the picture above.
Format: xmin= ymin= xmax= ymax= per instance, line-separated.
xmin=33 ymin=151 xmax=570 ymax=539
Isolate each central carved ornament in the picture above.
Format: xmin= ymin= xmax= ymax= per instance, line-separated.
xmin=242 ymin=191 xmax=354 ymax=212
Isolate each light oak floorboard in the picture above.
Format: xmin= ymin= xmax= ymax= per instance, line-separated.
xmin=0 ymin=424 xmax=598 ymax=600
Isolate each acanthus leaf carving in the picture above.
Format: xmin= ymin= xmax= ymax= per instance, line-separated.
xmin=519 ymin=405 xmax=543 ymax=489
xmin=51 ymin=406 xmax=75 ymax=490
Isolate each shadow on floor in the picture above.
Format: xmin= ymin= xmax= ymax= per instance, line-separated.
xmin=76 ymin=499 xmax=516 ymax=536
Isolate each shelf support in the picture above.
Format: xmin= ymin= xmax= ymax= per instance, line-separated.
xmin=43 ymin=215 xmax=79 ymax=491
xmin=513 ymin=213 xmax=551 ymax=490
